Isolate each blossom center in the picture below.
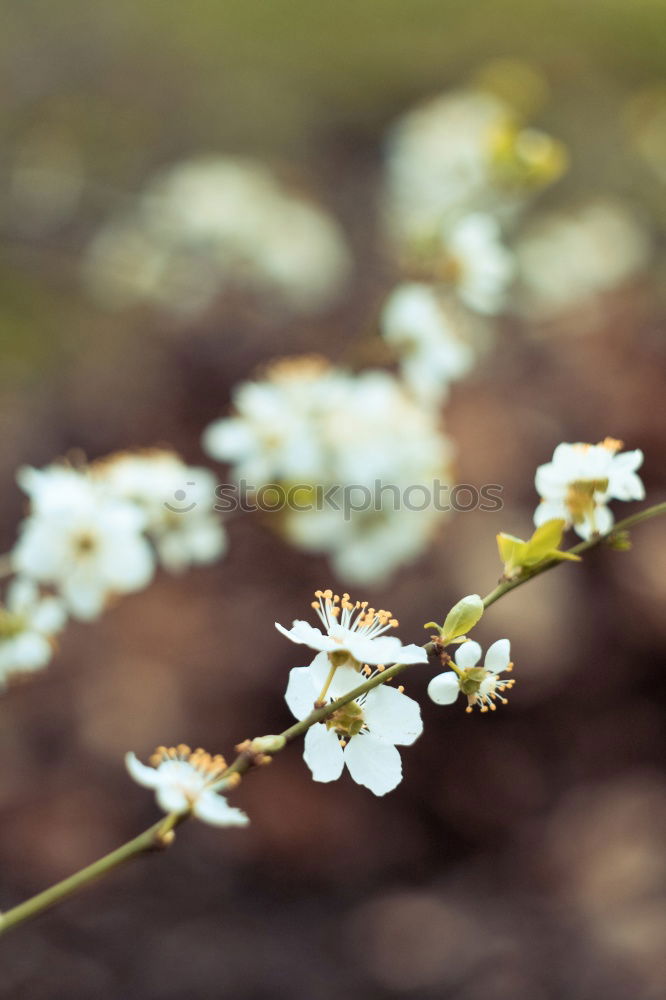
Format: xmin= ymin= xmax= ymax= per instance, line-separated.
xmin=0 ymin=609 xmax=26 ymax=640
xmin=565 ymin=479 xmax=609 ymax=524
xmin=325 ymin=700 xmax=366 ymax=739
xmin=149 ymin=744 xmax=228 ymax=790
xmin=459 ymin=666 xmax=515 ymax=713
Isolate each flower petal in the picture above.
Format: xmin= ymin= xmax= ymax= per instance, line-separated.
xmin=303 ymin=724 xmax=345 ymax=782
xmin=275 ymin=620 xmax=330 ymax=651
xmin=343 ymin=733 xmax=403 ymax=796
xmin=484 ymin=639 xmax=511 ymax=674
xmin=284 ymin=666 xmax=316 ymax=721
xmin=156 ymin=785 xmax=190 ymax=814
xmin=309 ymin=652 xmax=361 ymax=699
xmin=194 ymin=791 xmax=250 ymax=827
xmin=125 ymin=752 xmax=161 ymax=789
xmin=454 ymin=640 xmax=482 ymax=669
xmin=427 ymin=671 xmax=460 ymax=705
xmin=363 ymin=685 xmax=423 ymax=745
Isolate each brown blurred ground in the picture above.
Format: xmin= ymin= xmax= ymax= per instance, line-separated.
xmin=1 ymin=3 xmax=665 ymax=998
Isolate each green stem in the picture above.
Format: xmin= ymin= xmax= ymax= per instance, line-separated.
xmin=2 ymin=500 xmax=664 ymax=935
xmin=482 ymin=501 xmax=666 ymax=610
xmin=0 ymin=811 xmax=185 ymax=935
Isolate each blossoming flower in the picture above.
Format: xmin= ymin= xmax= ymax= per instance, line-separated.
xmin=125 ymin=745 xmax=249 ymax=826
xmin=427 ymin=639 xmax=514 ymax=712
xmin=276 ymin=590 xmax=428 ymax=668
xmin=99 ymin=450 xmax=227 ymax=573
xmin=285 ymin=653 xmax=423 ymax=795
xmin=0 ymin=578 xmax=66 ymax=686
xmin=380 ymin=282 xmax=476 ymax=402
xmin=84 ymin=156 xmax=351 ymax=317
xmin=383 ymin=88 xmax=566 ymax=246
xmin=440 ymin=213 xmax=515 ymax=315
xmin=203 ymin=356 xmax=347 ymax=484
xmin=515 ymin=199 xmax=651 ymax=321
xmin=534 ymin=440 xmax=645 ymax=540
xmin=12 ymin=464 xmax=155 ymax=620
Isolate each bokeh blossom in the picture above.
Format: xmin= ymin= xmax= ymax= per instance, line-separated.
xmin=0 ymin=578 xmax=66 ymax=686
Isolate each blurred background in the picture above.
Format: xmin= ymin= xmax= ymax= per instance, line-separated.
xmin=1 ymin=1 xmax=665 ymax=997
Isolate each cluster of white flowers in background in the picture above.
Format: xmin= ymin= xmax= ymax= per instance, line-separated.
xmin=203 ymin=358 xmax=455 ymax=584
xmin=515 ymin=199 xmax=652 ymax=321
xmin=0 ymin=449 xmax=225 ymax=686
xmin=83 ymin=156 xmax=352 ymax=318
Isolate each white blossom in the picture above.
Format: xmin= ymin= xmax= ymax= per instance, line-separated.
xmin=84 ymin=157 xmax=351 ymax=317
xmin=380 ymin=283 xmax=476 ymax=402
xmin=204 ymin=361 xmax=454 ymax=582
xmin=442 ymin=213 xmax=515 ymax=315
xmin=203 ymin=357 xmax=349 ymax=483
xmin=383 ymin=88 xmax=566 ymax=246
xmin=515 ymin=200 xmax=651 ymax=320
xmin=276 ymin=590 xmax=428 ymax=668
xmin=126 ymin=745 xmax=249 ymax=826
xmin=99 ymin=450 xmax=226 ymax=573
xmin=12 ymin=464 xmax=155 ymax=620
xmin=285 ymin=652 xmax=423 ymax=795
xmin=0 ymin=578 xmax=66 ymax=686
xmin=534 ymin=440 xmax=645 ymax=540
xmin=428 ymin=638 xmax=514 ymax=712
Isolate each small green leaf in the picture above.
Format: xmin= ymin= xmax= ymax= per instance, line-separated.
xmin=498 ymin=519 xmax=581 ymax=577
xmin=441 ymin=594 xmax=484 ymax=642
xmin=525 ymin=519 xmax=567 ymax=561
xmin=496 ymin=532 xmax=528 ymax=576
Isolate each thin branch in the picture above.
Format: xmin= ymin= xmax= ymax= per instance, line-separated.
xmin=1 ymin=499 xmax=664 ymax=935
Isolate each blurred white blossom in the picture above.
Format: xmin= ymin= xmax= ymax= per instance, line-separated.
xmin=285 ymin=652 xmax=423 ymax=795
xmin=0 ymin=578 xmax=66 ymax=686
xmin=380 ymin=283 xmax=476 ymax=402
xmin=383 ymin=88 xmax=566 ymax=247
xmin=84 ymin=156 xmax=352 ymax=317
xmin=203 ymin=356 xmax=349 ymax=483
xmin=100 ymin=450 xmax=226 ymax=573
xmin=12 ymin=464 xmax=155 ymax=620
xmin=534 ymin=440 xmax=645 ymax=540
xmin=515 ymin=200 xmax=651 ymax=319
xmin=428 ymin=638 xmax=514 ymax=712
xmin=442 ymin=213 xmax=515 ymax=314
xmin=126 ymin=745 xmax=249 ymax=826
xmin=204 ymin=359 xmax=455 ymax=583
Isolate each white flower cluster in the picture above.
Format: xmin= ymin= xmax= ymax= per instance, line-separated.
xmin=383 ymin=87 xmax=567 ymax=243
xmin=515 ymin=199 xmax=652 ymax=321
xmin=83 ymin=156 xmax=352 ymax=318
xmin=377 ymin=80 xmax=567 ymax=406
xmin=203 ymin=357 xmax=454 ymax=584
xmin=275 ymin=590 xmax=513 ymax=796
xmin=534 ymin=439 xmax=645 ymax=540
xmin=1 ymin=449 xmax=226 ymax=687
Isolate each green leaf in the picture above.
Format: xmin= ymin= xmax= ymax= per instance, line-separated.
xmin=497 ymin=519 xmax=581 ymax=577
xmin=440 ymin=594 xmax=484 ymax=642
xmin=524 ymin=519 xmax=567 ymax=561
xmin=496 ymin=533 xmax=528 ymax=576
